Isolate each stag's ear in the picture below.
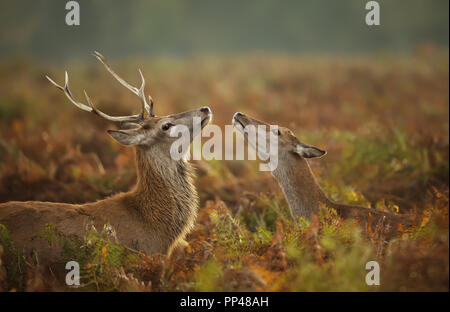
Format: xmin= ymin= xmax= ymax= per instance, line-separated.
xmin=107 ymin=129 xmax=142 ymax=146
xmin=294 ymin=142 xmax=326 ymax=158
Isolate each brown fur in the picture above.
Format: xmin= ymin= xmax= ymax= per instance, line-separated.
xmin=272 ymin=152 xmax=412 ymax=230
xmin=233 ymin=112 xmax=414 ymax=232
xmin=0 ymin=106 xmax=212 ymax=268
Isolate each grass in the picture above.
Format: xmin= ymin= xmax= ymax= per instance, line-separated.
xmin=0 ymin=49 xmax=448 ymax=291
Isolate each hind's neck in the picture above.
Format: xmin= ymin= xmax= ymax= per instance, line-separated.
xmin=272 ymin=153 xmax=330 ymax=220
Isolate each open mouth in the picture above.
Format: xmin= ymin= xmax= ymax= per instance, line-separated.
xmin=234 ymin=118 xmax=245 ymax=129
xmin=201 ymin=115 xmax=211 ymax=128
xmin=232 ymin=114 xmax=246 ymax=131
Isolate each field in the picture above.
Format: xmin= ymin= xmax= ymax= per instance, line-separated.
xmin=0 ymin=48 xmax=448 ymax=291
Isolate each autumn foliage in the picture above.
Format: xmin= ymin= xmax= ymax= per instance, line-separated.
xmin=0 ymin=48 xmax=448 ymax=291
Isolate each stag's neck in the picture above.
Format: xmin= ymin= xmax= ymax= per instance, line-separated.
xmin=272 ymin=154 xmax=331 ymax=220
xmin=129 ymin=147 xmax=198 ymax=219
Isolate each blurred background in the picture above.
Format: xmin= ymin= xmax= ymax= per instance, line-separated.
xmin=0 ymin=0 xmax=448 ymax=227
xmin=0 ymin=0 xmax=448 ymax=61
xmin=0 ymin=0 xmax=448 ymax=291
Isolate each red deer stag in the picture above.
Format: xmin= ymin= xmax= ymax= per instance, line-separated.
xmin=0 ymin=52 xmax=212 ymax=267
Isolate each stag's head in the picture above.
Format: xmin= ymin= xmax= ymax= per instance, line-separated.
xmin=46 ymin=52 xmax=212 ymax=156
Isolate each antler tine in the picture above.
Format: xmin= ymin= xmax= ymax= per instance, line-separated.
xmin=148 ymin=96 xmax=154 ymax=117
xmin=93 ymin=51 xmax=154 ymax=117
xmin=46 ymin=72 xmax=93 ymax=113
xmin=137 ymin=69 xmax=152 ymax=117
xmin=46 ymin=71 xmax=142 ymax=122
xmin=83 ymin=90 xmax=141 ymax=122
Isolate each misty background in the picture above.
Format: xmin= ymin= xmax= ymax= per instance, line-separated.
xmin=0 ymin=0 xmax=448 ymax=61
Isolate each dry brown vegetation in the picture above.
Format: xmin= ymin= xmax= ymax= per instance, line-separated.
xmin=0 ymin=48 xmax=448 ymax=291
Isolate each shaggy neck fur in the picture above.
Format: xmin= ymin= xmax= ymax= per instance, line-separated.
xmin=128 ymin=147 xmax=199 ymax=237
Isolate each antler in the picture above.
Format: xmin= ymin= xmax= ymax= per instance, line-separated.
xmin=92 ymin=51 xmax=154 ymax=117
xmin=45 ymin=51 xmax=155 ymax=122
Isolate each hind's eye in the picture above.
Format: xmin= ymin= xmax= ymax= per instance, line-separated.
xmin=162 ymin=123 xmax=173 ymax=131
xmin=272 ymin=129 xmax=281 ymax=136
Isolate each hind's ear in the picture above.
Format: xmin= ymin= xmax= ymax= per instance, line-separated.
xmin=294 ymin=142 xmax=326 ymax=158
xmin=107 ymin=129 xmax=142 ymax=146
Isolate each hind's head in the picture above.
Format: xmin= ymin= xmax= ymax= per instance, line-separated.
xmin=232 ymin=112 xmax=326 ymax=165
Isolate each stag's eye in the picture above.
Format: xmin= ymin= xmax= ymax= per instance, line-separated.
xmin=162 ymin=123 xmax=173 ymax=131
xmin=272 ymin=129 xmax=281 ymax=136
